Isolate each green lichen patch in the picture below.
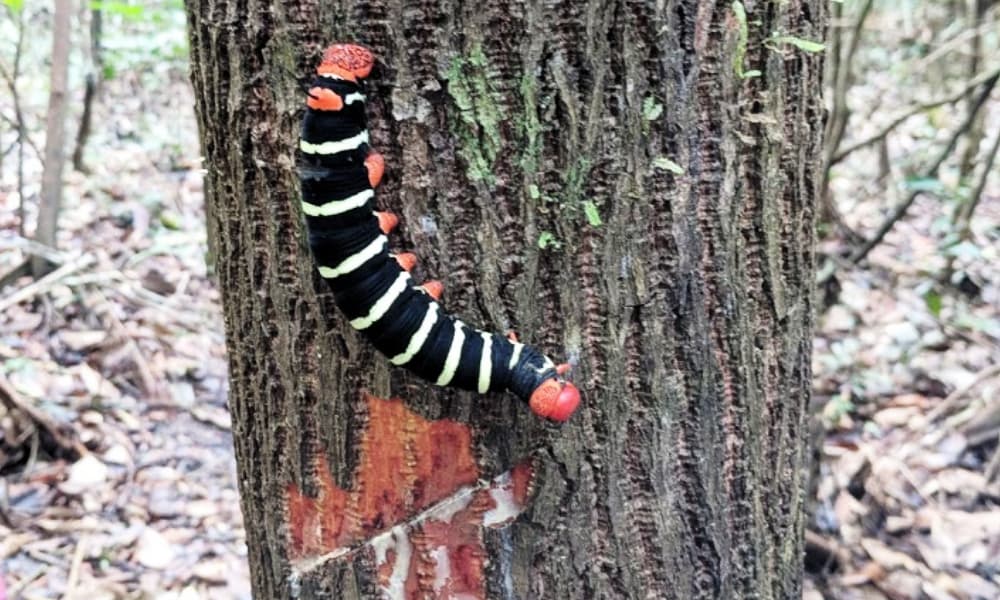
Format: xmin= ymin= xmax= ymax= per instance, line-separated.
xmin=445 ymin=44 xmax=505 ymax=184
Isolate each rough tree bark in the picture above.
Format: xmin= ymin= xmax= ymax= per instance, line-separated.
xmin=185 ymin=1 xmax=825 ymax=598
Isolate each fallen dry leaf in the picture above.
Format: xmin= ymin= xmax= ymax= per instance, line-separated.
xmin=133 ymin=527 xmax=175 ymax=570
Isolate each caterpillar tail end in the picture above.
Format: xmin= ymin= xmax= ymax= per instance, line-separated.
xmin=318 ymin=44 xmax=374 ymax=81
xmin=529 ymin=379 xmax=580 ymax=422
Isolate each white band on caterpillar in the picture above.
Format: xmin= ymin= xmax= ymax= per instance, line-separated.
xmin=390 ymin=303 xmax=440 ymax=366
xmin=350 ymin=272 xmax=410 ymax=330
xmin=302 ymin=189 xmax=373 ymax=217
xmin=300 ymin=130 xmax=369 ymax=155
xmin=318 ymin=235 xmax=386 ymax=279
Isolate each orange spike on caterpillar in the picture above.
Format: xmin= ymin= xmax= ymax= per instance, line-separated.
xmin=306 ymin=87 xmax=344 ymax=111
xmin=421 ymin=280 xmax=444 ymax=300
xmin=375 ymin=211 xmax=398 ymax=234
xmin=394 ymin=252 xmax=417 ymax=272
xmin=364 ymin=152 xmax=384 ymax=188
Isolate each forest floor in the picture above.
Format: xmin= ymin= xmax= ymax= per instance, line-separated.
xmin=1 ymin=8 xmax=999 ymax=600
xmin=805 ymin=182 xmax=1000 ymax=599
xmin=804 ymin=54 xmax=1000 ymax=600
xmin=1 ymin=53 xmax=251 ymax=599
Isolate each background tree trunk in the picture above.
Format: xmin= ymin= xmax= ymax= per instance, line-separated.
xmin=185 ymin=1 xmax=825 ymax=598
xmin=33 ymin=0 xmax=73 ymax=276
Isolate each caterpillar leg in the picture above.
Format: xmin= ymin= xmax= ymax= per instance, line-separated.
xmin=364 ymin=152 xmax=384 ymax=188
xmin=421 ymin=280 xmax=443 ymax=300
xmin=375 ymin=211 xmax=398 ymax=234
xmin=394 ymin=252 xmax=417 ymax=271
xmin=506 ymin=330 xmax=519 ymax=343
xmin=556 ymin=363 xmax=571 ymax=376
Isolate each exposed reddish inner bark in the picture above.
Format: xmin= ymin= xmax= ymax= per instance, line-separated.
xmin=286 ymin=394 xmax=535 ymax=598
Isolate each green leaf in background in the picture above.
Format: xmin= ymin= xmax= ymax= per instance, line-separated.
xmin=583 ymin=201 xmax=602 ymax=227
xmin=742 ymin=69 xmax=762 ymax=79
xmin=528 ymin=184 xmax=540 ymax=200
xmin=1 ymin=0 xmax=24 ymax=12
xmin=537 ymin=231 xmax=556 ymax=249
xmin=159 ymin=210 xmax=184 ymax=231
xmin=91 ymin=1 xmax=145 ymax=20
xmin=944 ymin=240 xmax=981 ymax=259
xmin=771 ymin=35 xmax=826 ymax=53
xmin=653 ymin=157 xmax=685 ymax=175
xmin=643 ymin=96 xmax=664 ymax=121
xmin=903 ymin=176 xmax=945 ymax=193
xmin=922 ymin=289 xmax=942 ymax=317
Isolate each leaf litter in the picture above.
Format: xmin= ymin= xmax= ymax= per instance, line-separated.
xmin=0 ymin=12 xmax=249 ymax=597
xmin=808 ymin=6 xmax=1000 ymax=599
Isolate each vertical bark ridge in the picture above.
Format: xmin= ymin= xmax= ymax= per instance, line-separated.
xmin=477 ymin=0 xmax=530 ymax=327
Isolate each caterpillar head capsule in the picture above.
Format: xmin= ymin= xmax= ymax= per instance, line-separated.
xmin=318 ymin=44 xmax=375 ymax=82
xmin=529 ymin=379 xmax=580 ymax=422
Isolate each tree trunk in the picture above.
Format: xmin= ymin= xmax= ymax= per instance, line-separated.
xmin=185 ymin=1 xmax=825 ymax=598
xmin=33 ymin=0 xmax=73 ymax=276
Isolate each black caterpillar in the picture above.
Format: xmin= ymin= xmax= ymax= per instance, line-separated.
xmin=298 ymin=44 xmax=579 ymax=421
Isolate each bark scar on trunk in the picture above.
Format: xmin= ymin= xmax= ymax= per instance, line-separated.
xmin=286 ymin=393 xmax=536 ymax=598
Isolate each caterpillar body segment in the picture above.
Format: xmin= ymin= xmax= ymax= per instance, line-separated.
xmin=299 ymin=44 xmax=580 ymax=422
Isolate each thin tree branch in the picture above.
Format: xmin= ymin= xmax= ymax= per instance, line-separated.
xmin=848 ymin=72 xmax=999 ymax=265
xmin=907 ymin=15 xmax=1000 ymax=73
xmin=823 ymin=0 xmax=875 ymax=168
xmin=831 ymin=66 xmax=1000 ymax=165
xmin=0 ymin=110 xmax=42 ymax=158
xmin=72 ymin=6 xmax=103 ymax=173
xmin=956 ymin=124 xmax=1000 ymax=233
xmin=0 ymin=4 xmax=29 ymax=236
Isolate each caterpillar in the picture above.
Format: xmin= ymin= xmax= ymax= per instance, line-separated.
xmin=298 ymin=44 xmax=580 ymax=422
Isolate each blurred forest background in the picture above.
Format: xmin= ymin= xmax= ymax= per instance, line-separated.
xmin=0 ymin=1 xmax=998 ymax=598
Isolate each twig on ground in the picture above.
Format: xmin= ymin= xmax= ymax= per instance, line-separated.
xmin=5 ymin=567 xmax=45 ymax=600
xmin=0 ymin=253 xmax=95 ymax=313
xmin=115 ymin=283 xmax=217 ymax=333
xmin=848 ymin=72 xmax=999 ymax=266
xmin=924 ymin=363 xmax=1000 ymax=424
xmin=61 ymin=535 xmax=87 ymax=600
xmin=985 ymin=433 xmax=1000 ymax=483
xmin=0 ymin=374 xmax=86 ymax=461
xmin=805 ymin=529 xmax=849 ymax=573
xmin=0 ymin=235 xmax=72 ymax=264
xmin=84 ymin=288 xmax=161 ymax=400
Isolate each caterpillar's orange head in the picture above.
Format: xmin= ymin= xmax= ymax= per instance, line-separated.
xmin=317 ymin=44 xmax=374 ymax=82
xmin=529 ymin=379 xmax=580 ymax=422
